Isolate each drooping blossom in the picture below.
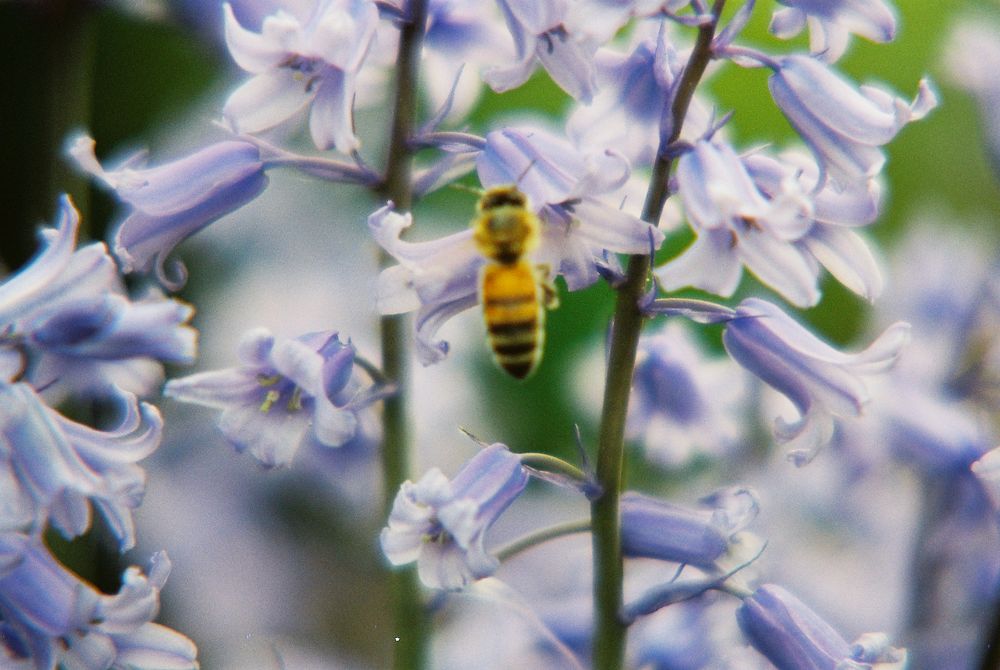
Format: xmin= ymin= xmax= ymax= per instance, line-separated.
xmin=380 ymin=443 xmax=529 ymax=590
xmin=69 ymin=135 xmax=268 ymax=290
xmin=165 ymin=327 xmax=373 ymax=468
xmin=770 ymin=0 xmax=897 ymax=63
xmin=221 ymin=0 xmax=379 ymax=152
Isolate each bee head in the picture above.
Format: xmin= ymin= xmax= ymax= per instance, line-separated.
xmin=477 ymin=185 xmax=529 ymax=213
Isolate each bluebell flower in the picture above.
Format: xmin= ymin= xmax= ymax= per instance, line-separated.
xmin=373 ymin=125 xmax=662 ymax=364
xmin=221 ymin=0 xmax=379 ymax=152
xmin=737 ymin=584 xmax=905 ymax=670
xmin=486 ymin=0 xmax=599 ymax=102
xmin=0 ymin=196 xmax=196 ymax=399
xmin=770 ymin=0 xmax=896 ymax=63
xmin=744 ymin=148 xmax=884 ymax=302
xmin=0 ymin=382 xmax=162 ymax=550
xmin=69 ymin=135 xmax=268 ymax=289
xmin=656 ymin=139 xmax=821 ymax=307
xmin=722 ymin=298 xmax=910 ymax=464
xmin=0 ymin=534 xmax=197 ymax=669
xmin=620 ymin=488 xmax=758 ymax=567
xmin=380 ymin=443 xmax=529 ymax=590
xmin=627 ymin=321 xmax=746 ymax=467
xmin=422 ymin=0 xmax=513 ymax=119
xmin=567 ymin=22 xmax=715 ymax=165
xmin=768 ymin=54 xmax=936 ymax=186
xmin=164 ymin=327 xmax=369 ymax=468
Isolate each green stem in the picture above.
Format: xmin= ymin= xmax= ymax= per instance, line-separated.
xmin=589 ymin=5 xmax=724 ymax=669
xmin=378 ymin=1 xmax=430 ymax=668
xmin=519 ymin=452 xmax=590 ymax=486
xmin=494 ymin=519 xmax=592 ymax=563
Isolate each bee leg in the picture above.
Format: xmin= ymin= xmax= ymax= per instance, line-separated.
xmin=536 ymin=264 xmax=559 ymax=310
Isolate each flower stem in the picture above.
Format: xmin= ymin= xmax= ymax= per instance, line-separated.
xmin=589 ymin=6 xmax=723 ymax=669
xmin=378 ymin=1 xmax=429 ymax=668
xmin=494 ymin=519 xmax=592 ymax=563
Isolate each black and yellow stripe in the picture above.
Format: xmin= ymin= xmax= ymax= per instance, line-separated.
xmin=480 ymin=261 xmax=544 ymax=379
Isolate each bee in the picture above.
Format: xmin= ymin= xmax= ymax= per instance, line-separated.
xmin=472 ymin=185 xmax=558 ymax=379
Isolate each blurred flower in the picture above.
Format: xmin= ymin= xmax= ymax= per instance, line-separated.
xmin=946 ymin=16 xmax=1000 ymax=172
xmin=736 ymin=584 xmax=905 ymax=670
xmin=768 ymin=54 xmax=936 ymax=186
xmin=0 ymin=382 xmax=162 ymax=550
xmin=770 ymin=0 xmax=896 ymax=63
xmin=0 ymin=196 xmax=195 ymax=400
xmin=165 ymin=327 xmax=373 ymax=468
xmin=627 ymin=321 xmax=746 ymax=467
xmin=221 ymin=0 xmax=379 ymax=152
xmin=744 ymin=148 xmax=884 ymax=303
xmin=422 ymin=0 xmax=513 ymax=119
xmin=657 ymin=139 xmax=819 ymax=307
xmin=722 ymin=298 xmax=910 ymax=464
xmin=0 ymin=535 xmax=197 ymax=669
xmin=486 ymin=0 xmax=598 ymax=102
xmin=567 ymin=22 xmax=714 ymax=165
xmin=69 ymin=136 xmax=268 ymax=290
xmin=620 ymin=488 xmax=758 ymax=567
xmin=381 ymin=443 xmax=529 ymax=590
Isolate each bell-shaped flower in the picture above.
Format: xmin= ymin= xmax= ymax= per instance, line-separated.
xmin=567 ymin=22 xmax=715 ymax=165
xmin=737 ymin=584 xmax=906 ymax=670
xmin=485 ymin=0 xmax=598 ymax=102
xmin=620 ymin=488 xmax=758 ymax=568
xmin=222 ymin=0 xmax=378 ymax=152
xmin=373 ymin=125 xmax=662 ymax=365
xmin=0 ymin=535 xmax=197 ymax=669
xmin=0 ymin=195 xmax=196 ymax=398
xmin=380 ymin=443 xmax=529 ymax=590
xmin=422 ymin=0 xmax=514 ymax=119
xmin=770 ymin=0 xmax=896 ymax=63
xmin=722 ymin=298 xmax=910 ymax=464
xmin=628 ymin=321 xmax=746 ymax=467
xmin=0 ymin=382 xmax=162 ymax=550
xmin=744 ymin=148 xmax=884 ymax=302
xmin=164 ymin=327 xmax=370 ymax=468
xmin=70 ymin=135 xmax=268 ymax=289
xmin=657 ymin=139 xmax=821 ymax=307
xmin=768 ymin=54 xmax=936 ymax=187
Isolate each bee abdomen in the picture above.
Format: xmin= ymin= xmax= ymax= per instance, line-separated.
xmin=481 ymin=263 xmax=544 ymax=379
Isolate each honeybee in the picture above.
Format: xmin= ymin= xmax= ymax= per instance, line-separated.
xmin=472 ymin=185 xmax=558 ymax=379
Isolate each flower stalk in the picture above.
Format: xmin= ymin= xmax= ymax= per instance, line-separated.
xmin=589 ymin=4 xmax=724 ymax=668
xmin=378 ymin=0 xmax=431 ymax=667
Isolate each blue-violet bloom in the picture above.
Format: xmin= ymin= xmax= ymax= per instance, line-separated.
xmin=69 ymin=135 xmax=268 ymax=289
xmin=164 ymin=327 xmax=368 ymax=468
xmin=737 ymin=584 xmax=905 ymax=670
xmin=567 ymin=22 xmax=714 ymax=166
xmin=620 ymin=487 xmax=758 ymax=568
xmin=486 ymin=0 xmax=598 ymax=102
xmin=222 ymin=0 xmax=379 ymax=152
xmin=768 ymin=54 xmax=936 ymax=187
xmin=770 ymin=0 xmax=896 ymax=63
xmin=744 ymin=148 xmax=884 ymax=302
xmin=657 ymin=139 xmax=819 ymax=307
xmin=0 ymin=534 xmax=198 ymax=669
xmin=0 ymin=195 xmax=196 ymax=399
xmin=0 ymin=382 xmax=162 ymax=550
xmin=628 ymin=321 xmax=746 ymax=467
xmin=723 ymin=298 xmax=910 ymax=464
xmin=380 ymin=443 xmax=529 ymax=590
